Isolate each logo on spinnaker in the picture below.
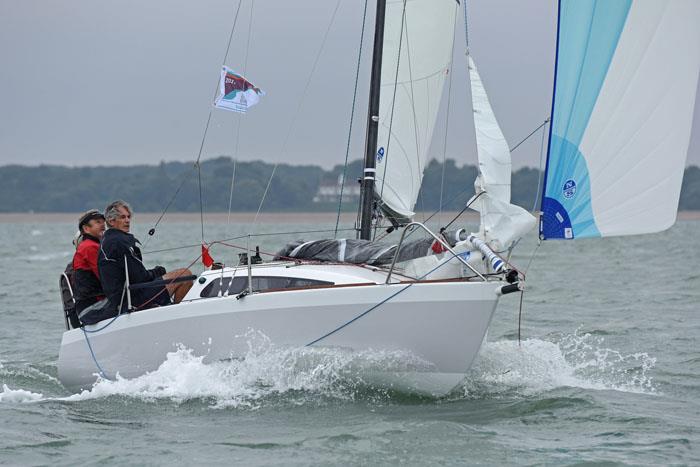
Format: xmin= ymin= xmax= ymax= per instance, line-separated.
xmin=562 ymin=179 xmax=577 ymax=199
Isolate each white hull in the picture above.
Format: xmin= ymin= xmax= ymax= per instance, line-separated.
xmin=58 ymin=264 xmax=501 ymax=396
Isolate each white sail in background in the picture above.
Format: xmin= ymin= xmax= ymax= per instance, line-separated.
xmin=468 ymin=56 xmax=535 ymax=251
xmin=541 ymin=0 xmax=700 ymax=240
xmin=374 ymin=0 xmax=458 ymax=224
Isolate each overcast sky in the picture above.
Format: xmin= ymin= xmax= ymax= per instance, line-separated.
xmin=1 ymin=0 xmax=698 ymax=170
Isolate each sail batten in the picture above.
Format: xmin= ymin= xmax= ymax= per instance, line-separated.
xmin=541 ymin=0 xmax=700 ymax=240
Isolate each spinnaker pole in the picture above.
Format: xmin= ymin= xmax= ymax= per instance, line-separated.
xmin=359 ymin=0 xmax=387 ymax=241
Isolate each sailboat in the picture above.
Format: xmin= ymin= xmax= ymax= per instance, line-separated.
xmin=57 ymin=0 xmax=700 ymax=395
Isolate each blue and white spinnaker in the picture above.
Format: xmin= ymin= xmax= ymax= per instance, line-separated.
xmin=541 ymin=0 xmax=700 ymax=240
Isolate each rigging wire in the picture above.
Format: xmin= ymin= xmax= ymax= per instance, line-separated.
xmin=195 ymin=111 xmax=213 ymax=243
xmin=510 ymin=118 xmax=550 ymax=154
xmin=334 ymin=0 xmax=370 ymax=239
xmin=395 ymin=117 xmax=546 ymax=237
xmin=253 ymin=0 xmax=343 ymax=224
xmin=405 ymin=15 xmax=429 ymax=228
xmin=226 ymin=158 xmax=238 ymax=235
xmin=227 ymin=1 xmax=255 ymax=236
xmin=187 ymin=0 xmax=246 ymax=243
xmin=143 ymin=227 xmax=358 ymax=256
xmin=523 ymin=120 xmax=547 ymax=263
xmin=438 ymin=6 xmax=460 ymax=228
xmin=305 ymin=240 xmax=478 ymax=347
xmin=463 ymin=0 xmax=470 ymax=51
xmin=515 ymin=115 xmax=550 ymax=346
xmin=518 ymin=289 xmax=525 ymax=346
xmin=401 ymin=3 xmax=426 ymax=227
xmin=375 ymin=0 xmax=408 ymax=240
xmin=142 ymin=0 xmax=244 ymax=246
xmin=141 ymin=168 xmax=193 ymax=249
xmin=173 ymin=113 xmax=547 ymax=257
xmin=531 ymin=118 xmax=549 ymax=212
xmin=253 ymin=164 xmax=277 ymax=224
xmin=221 ymin=0 xmax=245 ymax=72
xmin=441 ymin=190 xmax=485 ymax=232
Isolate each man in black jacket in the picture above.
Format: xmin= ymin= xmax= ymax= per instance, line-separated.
xmin=98 ymin=200 xmax=193 ymax=313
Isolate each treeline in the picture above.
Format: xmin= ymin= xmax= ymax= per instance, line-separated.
xmin=1 ymin=157 xmax=699 ymax=212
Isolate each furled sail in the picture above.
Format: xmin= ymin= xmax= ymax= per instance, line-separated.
xmin=373 ymin=0 xmax=458 ymax=224
xmin=468 ymin=56 xmax=536 ymax=252
xmin=540 ymin=0 xmax=700 ymax=240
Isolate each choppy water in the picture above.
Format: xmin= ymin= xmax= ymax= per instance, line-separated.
xmin=0 ymin=216 xmax=698 ymax=465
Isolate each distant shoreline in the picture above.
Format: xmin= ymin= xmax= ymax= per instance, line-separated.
xmin=1 ymin=211 xmax=699 ymax=223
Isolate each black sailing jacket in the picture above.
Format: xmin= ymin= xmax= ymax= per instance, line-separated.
xmin=98 ymin=228 xmax=170 ymax=313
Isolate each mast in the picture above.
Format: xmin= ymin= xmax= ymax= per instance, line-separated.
xmin=359 ymin=0 xmax=387 ymax=241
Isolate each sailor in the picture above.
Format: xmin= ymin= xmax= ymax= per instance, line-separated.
xmin=98 ymin=200 xmax=193 ymax=313
xmin=72 ymin=209 xmax=106 ymax=314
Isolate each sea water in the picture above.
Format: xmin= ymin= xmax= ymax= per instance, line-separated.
xmin=0 ymin=214 xmax=698 ymax=465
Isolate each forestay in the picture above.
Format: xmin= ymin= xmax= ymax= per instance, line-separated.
xmin=541 ymin=0 xmax=700 ymax=240
xmin=374 ymin=0 xmax=458 ymax=224
xmin=468 ymin=56 xmax=535 ymax=252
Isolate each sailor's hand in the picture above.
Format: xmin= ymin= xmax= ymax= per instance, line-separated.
xmin=153 ymin=265 xmax=167 ymax=277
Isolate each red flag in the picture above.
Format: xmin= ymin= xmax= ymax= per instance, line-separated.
xmin=431 ymin=240 xmax=447 ymax=254
xmin=202 ymin=244 xmax=214 ymax=267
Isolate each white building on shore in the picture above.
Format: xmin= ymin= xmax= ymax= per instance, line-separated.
xmin=313 ymin=174 xmax=361 ymax=204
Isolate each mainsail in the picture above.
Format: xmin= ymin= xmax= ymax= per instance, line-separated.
xmin=373 ymin=0 xmax=458 ymax=224
xmin=541 ymin=0 xmax=700 ymax=240
xmin=468 ymin=56 xmax=536 ymax=252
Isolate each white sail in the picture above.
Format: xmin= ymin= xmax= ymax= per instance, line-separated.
xmin=541 ymin=0 xmax=700 ymax=239
xmin=374 ymin=0 xmax=458 ymax=223
xmin=468 ymin=56 xmax=535 ymax=251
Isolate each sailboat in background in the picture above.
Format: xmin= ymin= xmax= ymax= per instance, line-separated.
xmin=57 ymin=0 xmax=700 ymax=395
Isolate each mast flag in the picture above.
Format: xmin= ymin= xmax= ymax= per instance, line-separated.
xmin=214 ymin=66 xmax=265 ymax=113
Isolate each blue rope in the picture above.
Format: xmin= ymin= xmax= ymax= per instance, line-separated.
xmin=306 ymin=254 xmax=468 ymax=346
xmin=82 ymin=313 xmax=122 ymax=333
xmin=81 ymin=328 xmax=110 ymax=380
xmin=80 ymin=305 xmax=126 ymax=380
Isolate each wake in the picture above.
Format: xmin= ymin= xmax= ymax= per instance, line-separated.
xmin=0 ymin=329 xmax=657 ymax=407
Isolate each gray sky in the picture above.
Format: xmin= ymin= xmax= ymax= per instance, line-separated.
xmin=1 ymin=0 xmax=698 ymax=169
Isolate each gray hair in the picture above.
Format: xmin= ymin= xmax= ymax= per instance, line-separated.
xmin=104 ymin=200 xmax=132 ymax=226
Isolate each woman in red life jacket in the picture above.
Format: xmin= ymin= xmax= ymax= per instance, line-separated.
xmin=72 ymin=209 xmax=106 ymax=313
